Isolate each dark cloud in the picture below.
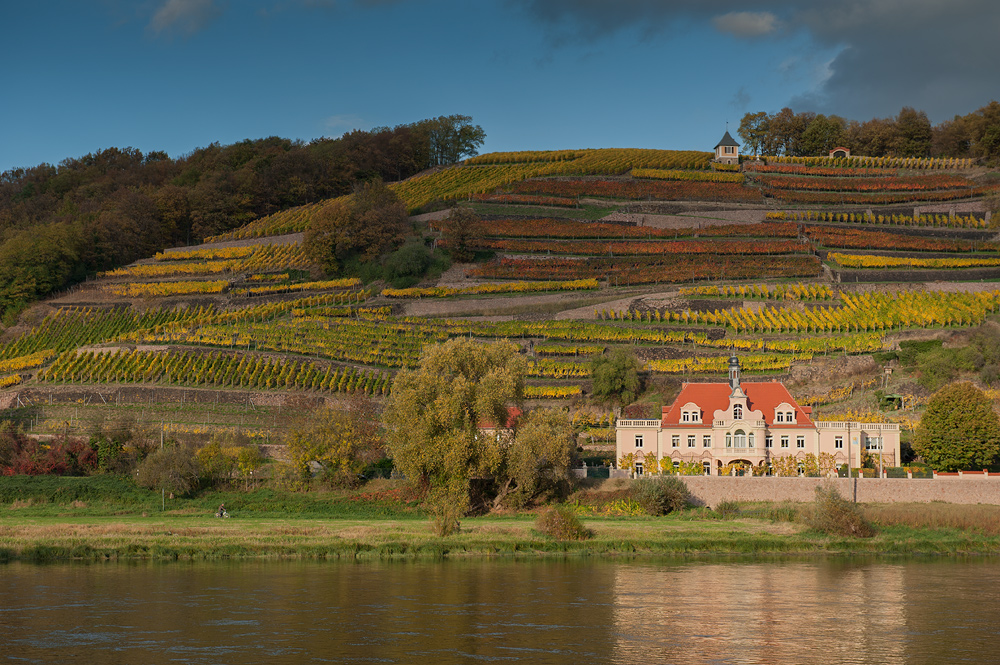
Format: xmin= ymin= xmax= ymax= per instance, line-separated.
xmin=731 ymin=87 xmax=751 ymax=111
xmin=507 ymin=0 xmax=1000 ymax=121
xmin=712 ymin=11 xmax=781 ymax=38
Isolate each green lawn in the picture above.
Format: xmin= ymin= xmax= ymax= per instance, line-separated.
xmin=3 ymin=476 xmax=1000 ymax=561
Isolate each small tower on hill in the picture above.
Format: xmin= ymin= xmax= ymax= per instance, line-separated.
xmin=714 ymin=130 xmax=740 ymax=165
xmin=729 ymin=349 xmax=746 ymax=399
xmin=728 ymin=352 xmax=742 ymax=391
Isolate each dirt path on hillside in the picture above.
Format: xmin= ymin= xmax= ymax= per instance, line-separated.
xmin=600 ymin=208 xmax=769 ymax=229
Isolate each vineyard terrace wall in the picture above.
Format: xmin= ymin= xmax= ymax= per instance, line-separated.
xmin=8 ymin=387 xmax=330 ymax=410
xmin=676 ymin=476 xmax=1000 ymax=507
xmin=832 ymin=267 xmax=1000 ymax=283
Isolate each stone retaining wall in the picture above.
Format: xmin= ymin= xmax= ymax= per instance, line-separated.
xmin=833 ymin=266 xmax=1000 ymax=283
xmin=678 ymin=476 xmax=1000 ymax=507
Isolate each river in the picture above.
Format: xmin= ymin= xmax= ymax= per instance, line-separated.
xmin=1 ymin=558 xmax=997 ymax=664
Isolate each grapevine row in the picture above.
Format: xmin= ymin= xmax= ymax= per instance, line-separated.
xmin=39 ymin=349 xmax=391 ymax=396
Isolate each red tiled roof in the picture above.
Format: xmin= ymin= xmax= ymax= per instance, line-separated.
xmin=479 ymin=407 xmax=522 ymax=430
xmin=662 ymin=382 xmax=813 ymax=427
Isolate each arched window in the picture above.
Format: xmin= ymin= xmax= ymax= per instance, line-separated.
xmin=748 ymin=432 xmax=755 ymax=448
xmin=725 ymin=433 xmax=732 ymax=448
xmin=733 ymin=404 xmax=743 ymax=420
xmin=734 ymin=429 xmax=746 ymax=447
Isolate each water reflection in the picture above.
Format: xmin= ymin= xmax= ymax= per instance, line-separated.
xmin=0 ymin=559 xmax=998 ymax=664
xmin=612 ymin=561 xmax=912 ymax=664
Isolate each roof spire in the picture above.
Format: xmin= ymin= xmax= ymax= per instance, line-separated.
xmin=728 ymin=351 xmax=741 ymax=391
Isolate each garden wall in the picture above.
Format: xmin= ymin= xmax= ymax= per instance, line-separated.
xmin=679 ymin=476 xmax=1000 ymax=507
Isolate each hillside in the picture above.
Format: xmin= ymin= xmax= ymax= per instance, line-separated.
xmin=2 ymin=148 xmax=1000 ymax=461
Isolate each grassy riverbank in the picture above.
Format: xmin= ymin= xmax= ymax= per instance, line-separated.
xmin=4 ymin=513 xmax=1000 ymax=562
xmin=4 ymin=476 xmax=1000 ymax=561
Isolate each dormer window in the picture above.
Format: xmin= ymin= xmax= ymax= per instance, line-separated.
xmin=680 ymin=404 xmax=701 ymax=424
xmin=733 ymin=404 xmax=743 ymax=420
xmin=775 ymin=404 xmax=796 ymax=424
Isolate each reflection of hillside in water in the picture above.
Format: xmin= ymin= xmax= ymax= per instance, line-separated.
xmin=612 ymin=562 xmax=908 ymax=665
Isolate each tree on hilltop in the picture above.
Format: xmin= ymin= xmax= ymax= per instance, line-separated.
xmin=914 ymin=381 xmax=1000 ymax=471
xmin=411 ymin=115 xmax=486 ymax=167
xmin=738 ymin=111 xmax=770 ymax=157
xmin=893 ymin=107 xmax=933 ymax=157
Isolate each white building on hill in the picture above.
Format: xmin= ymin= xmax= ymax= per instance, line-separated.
xmin=714 ymin=131 xmax=740 ymax=165
xmin=616 ymin=354 xmax=900 ymax=476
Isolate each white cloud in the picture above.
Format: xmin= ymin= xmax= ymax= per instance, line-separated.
xmin=711 ymin=11 xmax=780 ymax=38
xmin=323 ymin=114 xmax=366 ymax=131
xmin=149 ymin=0 xmax=224 ymax=36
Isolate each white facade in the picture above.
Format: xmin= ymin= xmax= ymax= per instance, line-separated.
xmin=616 ymin=356 xmax=901 ymax=475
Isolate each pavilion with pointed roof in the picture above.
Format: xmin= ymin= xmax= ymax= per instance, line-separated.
xmin=714 ymin=130 xmax=740 ymax=165
xmin=615 ymin=354 xmax=900 ymax=476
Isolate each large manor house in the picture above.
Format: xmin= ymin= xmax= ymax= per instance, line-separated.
xmin=616 ymin=355 xmax=901 ymax=476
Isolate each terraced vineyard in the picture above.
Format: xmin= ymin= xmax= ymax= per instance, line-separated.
xmin=5 ymin=145 xmax=1000 ymax=443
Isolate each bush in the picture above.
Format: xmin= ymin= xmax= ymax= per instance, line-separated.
xmin=590 ymin=348 xmax=643 ymax=405
xmin=0 ymin=475 xmax=151 ymax=505
xmin=805 ymin=484 xmax=876 ymax=538
xmin=381 ymin=240 xmax=435 ymax=288
xmin=535 ymin=505 xmax=592 ymax=540
xmin=631 ymin=475 xmax=690 ymax=516
xmin=427 ymin=486 xmax=465 ymax=537
xmin=714 ymin=500 xmax=740 ymax=519
xmin=897 ymin=339 xmax=943 ymax=366
xmin=0 ymin=423 xmax=98 ymax=476
xmin=134 ymin=444 xmax=200 ymax=496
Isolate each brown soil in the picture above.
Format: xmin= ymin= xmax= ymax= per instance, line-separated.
xmin=601 ymin=205 xmax=769 ymax=230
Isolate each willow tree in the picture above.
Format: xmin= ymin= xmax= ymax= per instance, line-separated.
xmin=383 ymin=338 xmax=526 ymax=535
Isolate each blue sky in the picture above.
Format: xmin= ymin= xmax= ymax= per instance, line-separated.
xmin=3 ymin=1 xmax=998 ymax=173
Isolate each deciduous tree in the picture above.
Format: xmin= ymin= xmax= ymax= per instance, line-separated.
xmin=894 ymin=107 xmax=933 ymax=157
xmin=383 ymin=338 xmax=526 ymax=534
xmin=590 ymin=348 xmax=643 ymax=405
xmin=135 ymin=444 xmax=200 ymax=496
xmin=441 ymin=207 xmax=482 ymax=262
xmin=285 ymin=397 xmax=383 ymax=487
xmin=800 ymin=114 xmax=847 ymax=156
xmin=303 ymin=179 xmax=409 ymax=274
xmin=914 ymin=382 xmax=1000 ymax=471
xmin=767 ymin=108 xmax=814 ymax=156
xmin=411 ymin=115 xmax=486 ymax=167
xmin=494 ymin=408 xmax=576 ymax=509
xmin=844 ymin=117 xmax=899 ymax=157
xmin=738 ymin=111 xmax=770 ymax=157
